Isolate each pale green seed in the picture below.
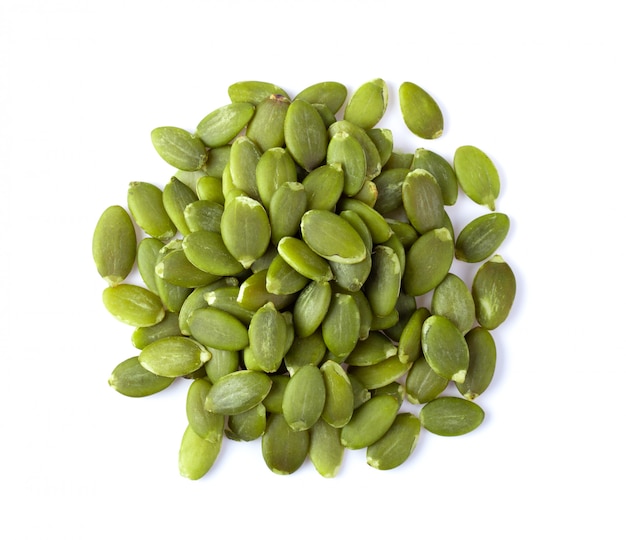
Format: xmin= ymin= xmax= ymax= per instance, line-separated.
xmin=195 ymin=175 xmax=225 ymax=204
xmin=220 ymin=194 xmax=271 ymax=269
xmin=383 ymin=290 xmax=417 ymax=343
xmin=283 ymin=364 xmax=326 ymax=431
xmin=204 ymin=370 xmax=272 ymax=415
xmin=344 ymin=332 xmax=397 ymax=367
xmin=322 ymin=293 xmax=361 ymax=359
xmin=203 ymin=145 xmax=231 ymax=179
xmin=336 ymin=198 xmax=392 ymax=244
xmin=262 ymin=413 xmax=310 ymax=475
xmin=174 ymin=169 xmax=206 ymax=192
xmin=108 ymin=356 xmax=174 ymax=398
xmin=344 ymin=78 xmax=388 ymax=130
xmin=397 ymin=307 xmax=431 ymax=364
xmin=151 ymin=126 xmax=207 ymax=171
xmin=348 ymin=289 xmax=374 ymax=341
xmin=294 ymin=81 xmax=347 ymax=114
xmin=248 ymin=302 xmax=288 ymax=373
xmin=340 ymin=394 xmax=399 ymax=450
xmin=284 ymin=329 xmax=327 ymax=375
xmin=196 ymin=102 xmax=255 ymax=148
xmin=263 ymin=374 xmax=289 ymax=414
xmin=348 ymin=355 xmax=411 ymax=390
xmin=138 ymin=336 xmax=209 ymax=378
xmin=182 ymin=230 xmax=244 ymax=276
xmin=384 ymin=151 xmax=414 ymax=170
xmin=256 ymin=147 xmax=298 ymax=209
xmin=328 ymin=251 xmax=372 ymax=292
xmin=163 ymin=177 xmax=198 ymax=237
xmin=269 ymin=182 xmax=308 ymax=245
xmin=300 ymin=209 xmax=367 ymax=264
xmin=372 ymin=381 xmax=406 ymax=407
xmin=405 ymin=356 xmax=449 ymax=404
xmin=326 ymin=131 xmax=367 ymax=196
xmin=204 ymin=347 xmax=240 ymax=385
xmin=403 ymin=227 xmax=454 ymax=296
xmin=246 ymin=93 xmax=290 ymax=152
xmin=188 ymin=307 xmax=250 ymax=351
xmin=293 ymin=280 xmax=332 ymax=337
xmin=398 ymin=81 xmax=444 ymax=140
xmin=456 ymin=326 xmax=497 ymax=400
xmin=155 ymin=245 xmax=220 ymax=288
xmin=387 ymin=219 xmax=419 ymax=248
xmin=186 ymin=379 xmax=225 ymax=442
xmin=455 ymin=212 xmax=510 ymax=263
xmin=364 ymin=245 xmax=402 ymax=318
xmin=226 ymin=403 xmax=266 ymax=442
xmin=237 ymin=269 xmax=297 ymax=312
xmin=402 ymin=168 xmax=445 ymax=234
xmin=366 ymin=413 xmax=421 ymax=470
xmin=367 ymin=128 xmax=393 ymax=168
xmin=154 ymin=256 xmax=193 ymax=314
xmin=131 ymin=310 xmax=182 ymax=349
xmin=127 ymin=182 xmax=176 ymax=241
xmin=421 ymin=315 xmax=469 ymax=383
xmin=301 ymin=163 xmax=344 ymax=211
xmin=328 ymin=120 xmax=382 ymax=181
xmin=373 ymin=168 xmax=410 ymax=215
xmin=472 ymin=255 xmax=516 ymax=329
xmin=178 ymin=424 xmax=222 ymax=480
xmin=411 ymin=148 xmax=458 ymax=206
xmin=266 ymin=254 xmax=310 ymax=295
xmin=277 ymin=236 xmax=333 ymax=282
xmin=204 ymin=285 xmax=257 ymax=325
xmin=228 ymin=80 xmax=289 ymax=105
xmin=183 ymin=199 xmax=223 ymax=233
xmin=92 ymin=205 xmax=137 ymax=286
xmin=454 ymin=145 xmax=501 ymax=211
xmin=136 ymin=237 xmax=163 ymax=295
xmin=309 ymin=419 xmax=344 ymax=478
xmin=311 ymin=102 xmax=337 ymax=128
xmin=284 ymin=99 xmax=328 ymax=172
xmin=320 ymin=360 xmax=354 ymax=428
xmin=431 ymin=273 xmax=476 ymax=335
xmin=229 ymin=135 xmax=261 ymax=200
xmin=178 ymin=279 xmax=237 ymax=335
xmin=102 ymin=284 xmax=164 ymax=327
xmin=419 ymin=396 xmax=484 ymax=436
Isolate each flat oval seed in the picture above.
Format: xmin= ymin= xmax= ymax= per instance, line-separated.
xmin=92 ymin=205 xmax=137 ymax=286
xmin=183 ymin=230 xmax=244 ymax=276
xmin=322 ymin=293 xmax=361 ymax=359
xmin=127 ymin=182 xmax=176 ymax=241
xmin=329 ymin=252 xmax=372 ymax=292
xmin=204 ymin=370 xmax=272 ymax=415
xmin=183 ymin=200 xmax=223 ymax=233
xmin=283 ymin=364 xmax=326 ymax=431
xmin=411 ymin=148 xmax=458 ymax=206
xmin=348 ymin=355 xmax=411 ymax=390
xmin=366 ymin=413 xmax=421 ymax=470
xmin=403 ymin=227 xmax=454 ymax=296
xmin=228 ymin=80 xmax=289 ymax=105
xmin=237 ymin=269 xmax=298 ymax=312
xmin=328 ymin=120 xmax=382 ymax=181
xmin=220 ymin=194 xmax=271 ymax=269
xmin=139 ymin=336 xmax=209 ymax=377
xmin=269 ymin=182 xmax=308 ymax=245
xmin=402 ymin=168 xmax=445 ymax=234
xmin=340 ymin=394 xmax=399 ymax=450
xmin=163 ymin=177 xmax=198 ymax=237
xmin=419 ymin=396 xmax=485 ymax=436
xmin=472 ymin=255 xmax=516 ymax=329
xmin=248 ymin=302 xmax=288 ymax=373
xmin=266 ymin=254 xmax=310 ymax=295
xmin=186 ymin=379 xmax=225 ymax=442
xmin=277 ymin=236 xmax=333 ymax=282
xmin=309 ymin=419 xmax=345 ymax=478
xmin=373 ymin=168 xmax=409 ymax=215
xmin=293 ymin=280 xmax=332 ymax=337
xmin=229 ymin=136 xmax=261 ymax=200
xmin=456 ymin=326 xmax=497 ymax=400
xmin=431 ymin=273 xmax=476 ymax=335
xmin=131 ymin=310 xmax=182 ymax=349
xmin=320 ymin=360 xmax=354 ymax=428
xmin=108 ymin=356 xmax=174 ymax=397
xmin=300 ymin=209 xmax=367 ymax=264
xmin=246 ymin=93 xmax=291 ymax=152
xmin=344 ymin=78 xmax=388 ymax=130
xmin=398 ymin=81 xmax=444 ymax=140
xmin=188 ymin=307 xmax=249 ymax=351
xmin=455 ymin=212 xmax=510 ymax=263
xmin=327 ymin=131 xmax=367 ymax=196
xmin=256 ymin=147 xmax=298 ymax=209
xmin=454 ymin=145 xmax=501 ymax=211
xmin=136 ymin=237 xmax=163 ymax=295
xmin=196 ymin=102 xmax=255 ymax=148
xmin=151 ymin=126 xmax=207 ymax=171
xmin=367 ymin=128 xmax=393 ymax=168
xmin=155 ymin=246 xmax=220 ymax=288
xmin=364 ymin=245 xmax=402 ymax=318
xmin=227 ymin=403 xmax=266 ymax=442
xmin=102 ymin=284 xmax=164 ymax=327
xmin=262 ymin=413 xmax=310 ymax=475
xmin=397 ymin=307 xmax=431 ymax=364
xmin=284 ymin=330 xmax=327 ymax=375
xmin=179 ymin=279 xmax=238 ymax=334
xmin=336 ymin=198 xmax=392 ymax=244
xmin=344 ymin=332 xmax=398 ymax=367
xmin=405 ymin=356 xmax=449 ymax=404
xmin=263 ymin=374 xmax=289 ymax=414
xmin=178 ymin=424 xmax=222 ymax=480
xmin=196 ymin=175 xmax=225 ymax=204
xmin=284 ymin=99 xmax=328 ymax=172
xmin=421 ymin=315 xmax=470 ymax=383
xmin=294 ymin=81 xmax=347 ymax=114
xmin=301 ymin=163 xmax=344 ymax=211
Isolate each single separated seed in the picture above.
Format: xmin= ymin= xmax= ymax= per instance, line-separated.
xmin=102 ymin=284 xmax=164 ymax=327
xmin=454 ymin=145 xmax=501 ymax=211
xmin=419 ymin=396 xmax=485 ymax=436
xmin=204 ymin=370 xmax=272 ymax=415
xmin=151 ymin=126 xmax=207 ymax=171
xmin=398 ymin=81 xmax=444 ymax=139
xmin=421 ymin=315 xmax=469 ymax=383
xmin=472 ymin=255 xmax=516 ymax=329
xmin=366 ymin=413 xmax=421 ymax=470
xmin=108 ymin=356 xmax=174 ymax=398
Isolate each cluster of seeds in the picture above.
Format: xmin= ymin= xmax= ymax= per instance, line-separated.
xmin=93 ymin=79 xmax=516 ymax=479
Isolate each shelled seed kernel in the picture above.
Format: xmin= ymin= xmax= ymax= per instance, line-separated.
xmin=94 ymin=78 xmax=515 ymax=480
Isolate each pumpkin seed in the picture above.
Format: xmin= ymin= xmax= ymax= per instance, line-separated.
xmin=431 ymin=273 xmax=476 ymax=335
xmin=127 ymin=182 xmax=176 ymax=241
xmin=455 ymin=212 xmax=510 ymax=263
xmin=102 ymin=284 xmax=164 ymax=327
xmin=196 ymin=102 xmax=255 ymax=148
xmin=246 ymin=93 xmax=290 ymax=152
xmin=456 ymin=326 xmax=497 ymax=400
xmin=186 ymin=379 xmax=225 ymax=442
xmin=187 ymin=306 xmax=249 ymax=351
xmin=151 ymin=126 xmax=208 ymax=171
xmin=204 ymin=369 xmax=272 ymax=415
xmin=398 ymin=81 xmax=444 ymax=139
xmin=163 ymin=177 xmax=198 ymax=237
xmin=421 ymin=315 xmax=469 ymax=383
xmin=284 ymin=99 xmax=328 ymax=171
xmin=228 ymin=80 xmax=289 ymax=105
xmin=283 ymin=364 xmax=326 ymax=431
xmin=294 ymin=81 xmax=347 ymax=114
xmin=108 ymin=356 xmax=174 ymax=398
xmin=410 ymin=148 xmax=458 ymax=206
xmin=344 ymin=78 xmax=388 ymax=130
xmin=131 ymin=310 xmax=182 ymax=349
xmin=472 ymin=255 xmax=516 ymax=329
xmin=178 ymin=424 xmax=222 ymax=480
xmin=454 ymin=145 xmax=500 ymax=211
xmin=248 ymin=302 xmax=288 ymax=373
xmin=226 ymin=403 xmax=266 ymax=442
xmin=405 ymin=356 xmax=449 ymax=404
xmin=402 ymin=168 xmax=445 ymax=234
xmin=419 ymin=396 xmax=484 ymax=436
xmin=327 ymin=131 xmax=367 ymax=197
xmin=340 ymin=394 xmax=399 ymax=450
xmin=309 ymin=419 xmax=344 ymax=478
xmin=262 ymin=413 xmax=310 ymax=475
xmin=366 ymin=413 xmax=421 ymax=470
xmin=139 ymin=336 xmax=209 ymax=378
xmin=403 ymin=227 xmax=455 ymax=296
xmin=320 ymin=360 xmax=354 ymax=428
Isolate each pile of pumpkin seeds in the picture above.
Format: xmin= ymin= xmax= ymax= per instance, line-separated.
xmin=93 ymin=79 xmax=516 ymax=479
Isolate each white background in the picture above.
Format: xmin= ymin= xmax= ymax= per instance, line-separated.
xmin=2 ymin=0 xmax=625 ymax=538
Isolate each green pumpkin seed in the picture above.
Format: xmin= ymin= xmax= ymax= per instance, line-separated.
xmin=348 ymin=373 xmax=371 ymax=409
xmin=322 ymin=293 xmax=361 ymax=359
xmin=320 ymin=360 xmax=354 ymax=428
xmin=348 ymin=355 xmax=411 ymax=390
xmin=397 ymin=307 xmax=431 ymax=364
xmin=220 ymin=194 xmax=271 ymax=269
xmin=340 ymin=394 xmax=399 ymax=450
xmin=204 ymin=284 xmax=256 ymax=325
xmin=266 ymin=253 xmax=310 ymax=295
xmin=136 ymin=237 xmax=163 ymax=295
xmin=373 ymin=168 xmax=409 ymax=215
xmin=402 ymin=168 xmax=446 ymax=234
xmin=195 ymin=175 xmax=225 ymax=204
xmin=431 ymin=273 xmax=476 ymax=335
xmin=229 ymin=135 xmax=261 ymax=200
xmin=284 ymin=329 xmax=327 ymax=375
xmin=269 ymin=182 xmax=308 ymax=245
xmin=127 ymin=182 xmax=176 ymax=241
xmin=163 ymin=177 xmax=198 ymax=237
xmin=344 ymin=78 xmax=388 ymax=130
xmin=293 ymin=280 xmax=332 ymax=337
xmin=419 ymin=396 xmax=484 ymax=436
xmin=403 ymin=227 xmax=454 ymax=296
xmin=237 ymin=269 xmax=297 ymax=312
xmin=277 ymin=236 xmax=333 ymax=282
xmin=410 ymin=148 xmax=458 ymax=206
xmin=367 ymin=128 xmax=393 ymax=168
xmin=248 ymin=302 xmax=288 ymax=373
xmin=246 ymin=93 xmax=290 ymax=152
xmin=196 ymin=102 xmax=255 ymax=148
xmin=228 ymin=80 xmax=289 ymax=105
xmin=139 ymin=336 xmax=209 ymax=377
xmin=309 ymin=419 xmax=344 ymax=478
xmin=327 ymin=131 xmax=367 ymax=196
xmin=384 ymin=151 xmax=414 ymax=170
xmin=328 ymin=251 xmax=372 ymax=292
xmin=421 ymin=315 xmax=469 ymax=383
xmin=284 ymin=99 xmax=328 ymax=172
xmin=102 ymin=284 xmax=164 ymax=327
xmin=154 ymin=259 xmax=192 ymax=314
xmin=336 ymin=198 xmax=392 ymax=244
xmin=92 ymin=205 xmax=137 ymax=286
xmin=263 ymin=374 xmax=289 ymax=414
xmin=294 ymin=81 xmax=347 ymax=114
xmin=387 ymin=219 xmax=419 ymax=248
xmin=151 ymin=126 xmax=207 ymax=171
xmin=262 ymin=413 xmax=310 ymax=475
xmin=455 ymin=212 xmax=510 ymax=263
xmin=178 ymin=424 xmax=222 ymax=480
xmin=131 ymin=310 xmax=182 ymax=349
xmin=472 ymin=255 xmax=516 ymax=329
xmin=205 ymin=369 xmax=272 ymax=415
xmin=283 ymin=364 xmax=326 ymax=431
xmin=328 ymin=120 xmax=382 ymax=181
xmin=398 ymin=81 xmax=444 ymax=140
xmin=383 ymin=290 xmax=417 ymax=342
xmin=366 ymin=413 xmax=421 ymax=470
xmin=186 ymin=378 xmax=225 ymax=442
xmin=301 ymin=163 xmax=344 ymax=211
xmin=364 ymin=245 xmax=402 ymax=318
xmin=183 ymin=199 xmax=223 ymax=233
xmin=108 ymin=356 xmax=174 ymax=397
xmin=300 ymin=209 xmax=367 ymax=264
xmin=182 ymin=230 xmax=244 ymax=276
xmin=187 ymin=306 xmax=249 ymax=351
xmin=256 ymin=147 xmax=298 ymax=209
xmin=155 ymin=245 xmax=219 ymax=288
xmin=344 ymin=332 xmax=397 ymax=367
xmin=227 ymin=403 xmax=266 ymax=442
xmin=372 ymin=381 xmax=406 ymax=406
xmin=456 ymin=326 xmax=497 ymax=400
xmin=454 ymin=145 xmax=500 ymax=211
xmin=203 ymin=347 xmax=239 ymax=384
xmin=203 ymin=145 xmax=231 ymax=179
xmin=405 ymin=356 xmax=449 ymax=404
